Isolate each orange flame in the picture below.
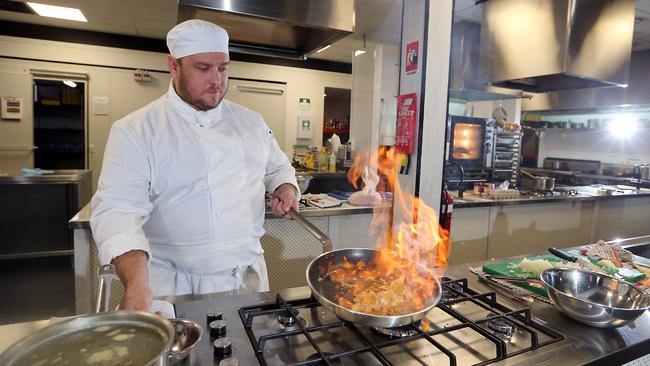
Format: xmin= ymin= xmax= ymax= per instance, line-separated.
xmin=328 ymin=146 xmax=450 ymax=316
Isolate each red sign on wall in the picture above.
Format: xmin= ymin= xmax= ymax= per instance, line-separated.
xmin=405 ymin=40 xmax=419 ymax=73
xmin=396 ymin=93 xmax=417 ymax=154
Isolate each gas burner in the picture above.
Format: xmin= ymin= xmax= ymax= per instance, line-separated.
xmin=277 ymin=311 xmax=306 ymax=327
xmin=440 ymin=282 xmax=465 ymax=303
xmin=485 ymin=313 xmax=514 ymax=338
xmin=306 ymin=352 xmax=342 ymax=365
xmin=372 ymin=320 xmax=423 ymax=338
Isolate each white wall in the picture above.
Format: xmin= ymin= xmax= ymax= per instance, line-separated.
xmin=0 ymin=35 xmax=351 ymax=189
xmin=537 ymin=129 xmax=650 ymax=166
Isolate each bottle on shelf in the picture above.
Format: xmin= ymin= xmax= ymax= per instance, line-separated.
xmin=318 ymin=147 xmax=329 ymax=172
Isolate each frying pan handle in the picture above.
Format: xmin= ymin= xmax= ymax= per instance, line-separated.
xmin=288 ymin=208 xmax=333 ymax=253
xmin=96 ymin=264 xmax=119 ymax=313
xmin=548 ymin=247 xmax=577 ymax=262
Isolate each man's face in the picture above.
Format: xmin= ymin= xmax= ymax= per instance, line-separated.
xmin=168 ymin=52 xmax=229 ymax=111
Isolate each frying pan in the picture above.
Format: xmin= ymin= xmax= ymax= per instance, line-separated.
xmin=306 ymin=248 xmax=442 ymax=328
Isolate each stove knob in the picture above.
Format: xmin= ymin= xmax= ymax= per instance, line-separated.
xmin=207 ymin=310 xmax=223 ymax=324
xmin=218 ymin=358 xmax=239 ymax=366
xmin=209 ymin=320 xmax=227 ymax=337
xmin=213 ymin=336 xmax=232 ymax=357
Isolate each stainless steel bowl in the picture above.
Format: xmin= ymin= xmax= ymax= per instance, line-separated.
xmin=296 ymin=174 xmax=313 ymax=194
xmin=540 ymin=268 xmax=650 ymax=328
xmin=168 ymin=318 xmax=203 ymax=362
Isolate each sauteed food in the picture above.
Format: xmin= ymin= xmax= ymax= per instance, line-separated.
xmin=324 ymin=252 xmax=438 ymax=316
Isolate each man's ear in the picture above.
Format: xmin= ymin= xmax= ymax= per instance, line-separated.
xmin=167 ymin=55 xmax=179 ymax=77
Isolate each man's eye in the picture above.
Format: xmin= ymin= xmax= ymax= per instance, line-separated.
xmin=198 ymin=66 xmax=209 ymax=71
xmin=219 ymin=66 xmax=228 ymax=72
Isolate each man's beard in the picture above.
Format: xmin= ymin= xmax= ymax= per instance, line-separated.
xmin=176 ymin=74 xmax=224 ymax=111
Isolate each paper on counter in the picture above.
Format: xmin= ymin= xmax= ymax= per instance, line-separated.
xmin=150 ymin=300 xmax=176 ymax=318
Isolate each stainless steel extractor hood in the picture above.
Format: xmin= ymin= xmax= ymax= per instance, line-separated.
xmin=450 ymin=20 xmax=528 ymax=101
xmin=177 ymin=0 xmax=354 ymax=59
xmin=478 ymin=0 xmax=635 ymax=93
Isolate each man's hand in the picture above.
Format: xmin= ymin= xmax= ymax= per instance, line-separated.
xmin=271 ymin=183 xmax=299 ymax=219
xmin=112 ymin=250 xmax=152 ymax=311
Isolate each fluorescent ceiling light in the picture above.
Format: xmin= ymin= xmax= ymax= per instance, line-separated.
xmin=63 ymin=80 xmax=77 ymax=88
xmin=316 ymin=45 xmax=331 ymax=53
xmin=27 ymin=2 xmax=87 ymax=22
xmin=354 ymin=50 xmax=366 ymax=57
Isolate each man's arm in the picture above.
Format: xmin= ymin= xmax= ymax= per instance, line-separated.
xmin=112 ymin=250 xmax=152 ymax=311
xmin=90 ymin=122 xmax=154 ymax=311
xmin=262 ymin=127 xmax=300 ymax=219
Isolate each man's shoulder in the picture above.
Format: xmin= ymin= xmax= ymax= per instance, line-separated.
xmin=224 ymin=99 xmax=264 ymax=122
xmin=112 ymin=95 xmax=168 ymax=130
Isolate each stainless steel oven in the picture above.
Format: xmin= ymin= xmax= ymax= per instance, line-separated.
xmin=446 ymin=115 xmax=494 ymax=171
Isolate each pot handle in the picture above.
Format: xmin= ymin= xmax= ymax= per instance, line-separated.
xmin=288 ymin=208 xmax=333 ymax=253
xmin=96 ymin=264 xmax=119 ymax=313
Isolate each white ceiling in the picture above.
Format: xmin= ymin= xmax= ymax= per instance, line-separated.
xmin=0 ymin=0 xmax=649 ymax=62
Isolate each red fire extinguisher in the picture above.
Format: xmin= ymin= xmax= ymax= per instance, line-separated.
xmin=440 ymin=185 xmax=453 ymax=231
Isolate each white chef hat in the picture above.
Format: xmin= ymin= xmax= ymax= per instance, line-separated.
xmin=166 ymin=19 xmax=229 ymax=59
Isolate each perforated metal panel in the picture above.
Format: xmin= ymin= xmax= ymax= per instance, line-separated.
xmin=624 ymin=354 xmax=650 ymax=366
xmin=261 ymin=216 xmax=328 ymax=291
xmin=334 ymin=213 xmax=388 ymax=250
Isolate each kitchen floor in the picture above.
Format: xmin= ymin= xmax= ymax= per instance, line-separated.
xmin=0 ymin=257 xmax=75 ymax=325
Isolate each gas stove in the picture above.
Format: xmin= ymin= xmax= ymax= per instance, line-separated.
xmin=174 ymin=277 xmax=564 ymax=366
xmin=518 ymin=188 xmax=579 ymax=198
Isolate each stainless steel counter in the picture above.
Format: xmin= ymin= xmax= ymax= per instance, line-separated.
xmin=0 ymin=169 xmax=91 ymax=184
xmin=4 ymin=242 xmax=649 ymax=364
xmin=454 ymin=186 xmax=650 ymax=208
xmin=68 ymin=201 xmax=389 ymax=229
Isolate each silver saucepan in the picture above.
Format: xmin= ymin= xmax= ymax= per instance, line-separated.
xmin=306 ymin=248 xmax=442 ymax=328
xmin=0 ymin=265 xmax=201 ymax=365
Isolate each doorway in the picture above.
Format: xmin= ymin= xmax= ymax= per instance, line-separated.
xmin=33 ymin=79 xmax=86 ymax=169
xmin=323 ymin=87 xmax=351 ymax=145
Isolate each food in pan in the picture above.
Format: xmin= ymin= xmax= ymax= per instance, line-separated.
xmin=325 ymin=252 xmax=438 ymax=316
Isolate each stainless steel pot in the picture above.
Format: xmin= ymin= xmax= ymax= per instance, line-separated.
xmin=306 ymin=248 xmax=442 ymax=328
xmin=0 ymin=311 xmax=175 ymax=366
xmin=521 ymin=169 xmax=555 ymax=191
xmin=633 ymin=164 xmax=650 ymax=181
xmin=0 ymin=265 xmax=201 ymax=365
xmin=540 ymin=268 xmax=650 ymax=328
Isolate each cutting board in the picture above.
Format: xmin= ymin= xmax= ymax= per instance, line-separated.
xmin=483 ymin=254 xmax=647 ymax=297
xmin=482 ymin=255 xmax=558 ymax=297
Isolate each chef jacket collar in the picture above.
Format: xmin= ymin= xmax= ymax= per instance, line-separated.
xmin=167 ymin=81 xmax=223 ymax=128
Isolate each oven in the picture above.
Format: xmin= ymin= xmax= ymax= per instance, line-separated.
xmin=446 ymin=115 xmax=494 ymax=171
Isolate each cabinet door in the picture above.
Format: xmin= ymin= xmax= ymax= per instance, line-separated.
xmin=226 ymin=79 xmax=287 ymax=151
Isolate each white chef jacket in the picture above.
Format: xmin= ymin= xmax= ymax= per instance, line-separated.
xmin=90 ymin=81 xmax=298 ymax=296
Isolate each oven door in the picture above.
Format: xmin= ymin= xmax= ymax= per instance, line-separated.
xmin=447 ymin=116 xmax=487 ymax=171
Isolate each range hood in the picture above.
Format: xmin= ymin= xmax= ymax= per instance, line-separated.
xmin=478 ymin=0 xmax=635 ymax=93
xmin=177 ymin=0 xmax=354 ymax=59
xmin=450 ymin=20 xmax=528 ymax=101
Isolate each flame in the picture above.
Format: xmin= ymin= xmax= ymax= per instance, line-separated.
xmin=327 ymin=147 xmax=450 ymax=316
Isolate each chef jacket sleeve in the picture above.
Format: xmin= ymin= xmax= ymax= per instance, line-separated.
xmin=90 ymin=122 xmax=153 ymax=265
xmin=263 ymin=129 xmax=300 ymax=200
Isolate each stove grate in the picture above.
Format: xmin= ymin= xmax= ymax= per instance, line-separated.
xmin=238 ymin=277 xmax=564 ymax=366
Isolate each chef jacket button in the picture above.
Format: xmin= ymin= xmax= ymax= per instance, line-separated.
xmin=215 ymin=211 xmax=221 ymax=217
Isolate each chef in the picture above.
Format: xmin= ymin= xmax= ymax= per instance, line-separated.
xmin=90 ymin=19 xmax=299 ymax=311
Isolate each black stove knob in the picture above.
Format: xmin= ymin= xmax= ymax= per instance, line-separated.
xmin=207 ymin=310 xmax=223 ymax=324
xmin=213 ymin=336 xmax=232 ymax=357
xmin=218 ymin=357 xmax=239 ymax=366
xmin=209 ymin=320 xmax=227 ymax=337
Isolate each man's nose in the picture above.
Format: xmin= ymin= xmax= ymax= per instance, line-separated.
xmin=210 ymin=68 xmax=222 ymax=86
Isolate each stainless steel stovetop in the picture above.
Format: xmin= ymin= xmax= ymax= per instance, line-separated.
xmin=174 ymin=278 xmax=565 ymax=365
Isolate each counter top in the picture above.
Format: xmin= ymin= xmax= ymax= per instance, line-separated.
xmin=68 ymin=201 xmax=389 ymax=229
xmin=3 ymin=240 xmax=649 ymax=364
xmin=455 ymin=185 xmax=650 ymax=208
xmin=0 ymin=169 xmax=91 ymax=184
